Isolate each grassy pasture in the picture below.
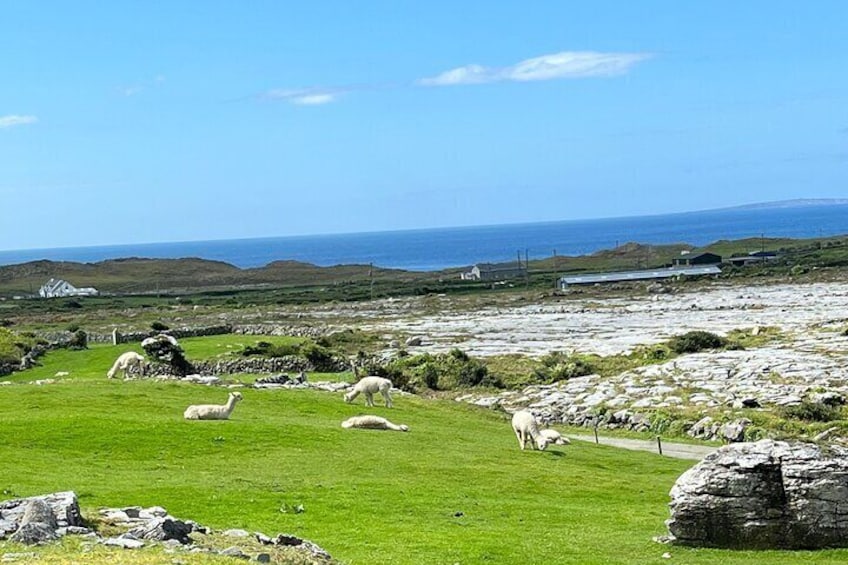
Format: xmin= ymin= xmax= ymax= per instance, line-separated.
xmin=2 ymin=344 xmax=848 ymax=563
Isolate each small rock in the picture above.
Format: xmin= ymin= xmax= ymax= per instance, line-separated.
xmin=102 ymin=537 xmax=145 ymax=549
xmin=219 ymin=546 xmax=249 ymax=559
xmin=255 ymin=554 xmax=271 ymax=563
xmin=223 ymin=528 xmax=250 ymax=538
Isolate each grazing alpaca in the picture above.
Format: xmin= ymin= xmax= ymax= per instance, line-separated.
xmin=106 ymin=352 xmax=145 ymax=379
xmin=343 ymin=376 xmax=393 ymax=408
xmin=511 ymin=410 xmax=548 ymax=451
xmin=539 ymin=428 xmax=570 ymax=446
xmin=183 ymin=392 xmax=243 ymax=420
xmin=341 ymin=415 xmax=409 ymax=432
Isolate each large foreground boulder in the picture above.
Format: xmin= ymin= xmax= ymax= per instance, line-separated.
xmin=667 ymin=439 xmax=848 ymax=549
xmin=0 ymin=492 xmax=83 ymax=545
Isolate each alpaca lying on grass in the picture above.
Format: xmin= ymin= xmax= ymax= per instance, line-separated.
xmin=106 ymin=352 xmax=145 ymax=379
xmin=511 ymin=410 xmax=548 ymax=451
xmin=183 ymin=392 xmax=243 ymax=420
xmin=539 ymin=428 xmax=570 ymax=446
xmin=343 ymin=376 xmax=394 ymax=408
xmin=341 ymin=415 xmax=409 ymax=432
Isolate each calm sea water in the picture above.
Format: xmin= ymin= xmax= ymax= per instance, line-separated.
xmin=3 ymin=204 xmax=848 ymax=271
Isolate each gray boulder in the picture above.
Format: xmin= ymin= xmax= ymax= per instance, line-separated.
xmin=127 ymin=517 xmax=193 ymax=544
xmin=667 ymin=439 xmax=848 ymax=549
xmin=0 ymin=491 xmax=82 ymax=544
xmin=20 ymin=499 xmax=58 ymax=530
xmin=10 ymin=522 xmax=58 ymax=545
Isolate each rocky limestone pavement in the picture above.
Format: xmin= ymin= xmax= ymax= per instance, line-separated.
xmin=666 ymin=439 xmax=848 ymax=549
xmin=364 ymin=282 xmax=848 ymax=358
xmin=1 ymin=492 xmax=333 ymax=561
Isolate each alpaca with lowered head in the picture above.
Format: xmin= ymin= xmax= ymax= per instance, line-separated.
xmin=539 ymin=428 xmax=570 ymax=446
xmin=184 ymin=391 xmax=243 ymax=420
xmin=511 ymin=410 xmax=549 ymax=451
xmin=107 ymin=351 xmax=145 ymax=379
xmin=343 ymin=376 xmax=394 ymax=408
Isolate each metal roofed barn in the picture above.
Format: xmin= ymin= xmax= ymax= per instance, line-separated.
xmin=560 ymin=265 xmax=721 ymax=287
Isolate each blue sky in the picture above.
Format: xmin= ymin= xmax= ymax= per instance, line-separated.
xmin=2 ymin=1 xmax=847 ymax=251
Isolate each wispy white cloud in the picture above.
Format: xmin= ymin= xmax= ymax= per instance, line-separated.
xmin=0 ymin=115 xmax=38 ymax=129
xmin=418 ymin=51 xmax=652 ymax=86
xmin=120 ymin=75 xmax=166 ymax=97
xmin=264 ymin=88 xmax=342 ymax=105
xmin=261 ymin=50 xmax=651 ymax=107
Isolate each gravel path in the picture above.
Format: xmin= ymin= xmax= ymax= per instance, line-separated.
xmin=567 ymin=434 xmax=717 ymax=460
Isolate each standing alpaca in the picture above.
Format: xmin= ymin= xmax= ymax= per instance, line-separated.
xmin=184 ymin=392 xmax=243 ymax=420
xmin=511 ymin=410 xmax=548 ymax=451
xmin=106 ymin=352 xmax=145 ymax=379
xmin=343 ymin=376 xmax=394 ymax=408
xmin=341 ymin=415 xmax=409 ymax=432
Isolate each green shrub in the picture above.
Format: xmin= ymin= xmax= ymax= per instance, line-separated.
xmin=668 ymin=331 xmax=727 ymax=354
xmin=0 ymin=328 xmax=35 ymax=365
xmin=371 ymin=349 xmax=494 ymax=392
xmin=300 ymin=343 xmax=335 ymax=371
xmin=66 ymin=323 xmax=80 ymax=333
xmin=536 ymin=351 xmax=595 ymax=382
xmin=150 ymin=321 xmax=170 ymax=332
xmin=242 ymin=341 xmax=300 ymax=358
xmin=68 ymin=330 xmax=88 ymax=350
xmin=779 ymin=400 xmax=842 ymax=423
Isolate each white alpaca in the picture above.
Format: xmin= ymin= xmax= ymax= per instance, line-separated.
xmin=341 ymin=415 xmax=409 ymax=432
xmin=343 ymin=376 xmax=393 ymax=408
xmin=183 ymin=392 xmax=243 ymax=420
xmin=539 ymin=428 xmax=570 ymax=446
xmin=107 ymin=352 xmax=145 ymax=379
xmin=511 ymin=410 xmax=548 ymax=451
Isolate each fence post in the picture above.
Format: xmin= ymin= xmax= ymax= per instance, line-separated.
xmin=656 ymin=436 xmax=663 ymax=456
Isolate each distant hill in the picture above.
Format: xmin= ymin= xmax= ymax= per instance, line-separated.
xmin=718 ymin=198 xmax=848 ymax=211
xmin=0 ymin=257 xmax=424 ymax=296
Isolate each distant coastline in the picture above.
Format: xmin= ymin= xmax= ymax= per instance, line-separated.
xmin=716 ymin=198 xmax=848 ymax=211
xmin=2 ymin=200 xmax=848 ymax=271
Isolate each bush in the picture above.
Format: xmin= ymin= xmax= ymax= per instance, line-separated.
xmin=66 ymin=323 xmax=80 ymax=333
xmin=0 ymin=319 xmax=13 ymax=328
xmin=536 ymin=351 xmax=595 ymax=382
xmin=780 ymin=400 xmax=842 ymax=423
xmin=150 ymin=321 xmax=170 ymax=332
xmin=668 ymin=331 xmax=727 ymax=354
xmin=371 ymin=350 xmax=494 ymax=392
xmin=67 ymin=330 xmax=88 ymax=350
xmin=300 ymin=343 xmax=336 ymax=371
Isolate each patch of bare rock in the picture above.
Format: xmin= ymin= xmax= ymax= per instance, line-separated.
xmin=0 ymin=492 xmax=332 ymax=562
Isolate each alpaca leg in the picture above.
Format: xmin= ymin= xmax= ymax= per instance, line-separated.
xmin=365 ymin=392 xmax=374 ymax=407
xmin=383 ymin=389 xmax=393 ymax=408
xmin=515 ymin=429 xmax=525 ymax=450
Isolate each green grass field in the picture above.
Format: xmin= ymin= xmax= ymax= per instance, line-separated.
xmin=2 ymin=343 xmax=848 ymax=563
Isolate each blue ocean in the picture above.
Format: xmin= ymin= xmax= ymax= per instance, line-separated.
xmin=2 ymin=203 xmax=848 ymax=271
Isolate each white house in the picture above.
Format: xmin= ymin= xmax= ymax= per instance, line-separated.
xmin=38 ymin=278 xmax=99 ymax=298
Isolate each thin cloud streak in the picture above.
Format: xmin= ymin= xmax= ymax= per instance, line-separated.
xmin=418 ymin=51 xmax=652 ymax=86
xmin=262 ymin=51 xmax=651 ymax=107
xmin=0 ymin=115 xmax=38 ymax=129
xmin=264 ymin=88 xmax=342 ymax=105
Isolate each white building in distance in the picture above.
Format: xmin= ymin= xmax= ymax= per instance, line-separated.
xmin=38 ymin=278 xmax=99 ymax=298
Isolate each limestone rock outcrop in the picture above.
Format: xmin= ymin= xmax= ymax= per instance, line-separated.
xmin=667 ymin=439 xmax=848 ymax=549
